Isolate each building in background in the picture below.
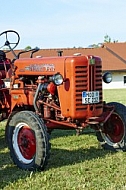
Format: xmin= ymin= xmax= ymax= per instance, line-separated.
xmin=7 ymin=43 xmax=126 ymax=89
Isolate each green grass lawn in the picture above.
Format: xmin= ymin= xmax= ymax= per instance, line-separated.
xmin=103 ymin=88 xmax=126 ymax=105
xmin=0 ymin=89 xmax=126 ymax=190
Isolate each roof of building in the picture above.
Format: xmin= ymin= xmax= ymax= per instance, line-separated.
xmin=6 ymin=42 xmax=126 ymax=71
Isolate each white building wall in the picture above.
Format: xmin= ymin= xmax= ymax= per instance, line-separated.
xmin=103 ymin=71 xmax=126 ymax=89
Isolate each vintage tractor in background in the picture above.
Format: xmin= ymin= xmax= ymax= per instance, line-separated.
xmin=0 ymin=30 xmax=126 ymax=171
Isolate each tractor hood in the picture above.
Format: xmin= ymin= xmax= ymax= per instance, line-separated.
xmin=14 ymin=56 xmax=66 ymax=77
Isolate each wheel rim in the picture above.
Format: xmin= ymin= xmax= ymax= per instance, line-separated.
xmin=103 ymin=113 xmax=125 ymax=144
xmin=12 ymin=123 xmax=36 ymax=164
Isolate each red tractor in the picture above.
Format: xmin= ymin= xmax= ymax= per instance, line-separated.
xmin=0 ymin=30 xmax=126 ymax=171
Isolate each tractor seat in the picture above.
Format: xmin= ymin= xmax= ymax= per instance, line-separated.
xmin=0 ymin=50 xmax=6 ymax=62
xmin=6 ymin=68 xmax=12 ymax=78
xmin=0 ymin=70 xmax=6 ymax=79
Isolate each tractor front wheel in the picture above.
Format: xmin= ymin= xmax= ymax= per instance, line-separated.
xmin=96 ymin=102 xmax=126 ymax=151
xmin=5 ymin=111 xmax=50 ymax=171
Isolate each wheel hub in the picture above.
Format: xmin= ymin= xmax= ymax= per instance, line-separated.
xmin=18 ymin=126 xmax=36 ymax=160
xmin=104 ymin=113 xmax=125 ymax=143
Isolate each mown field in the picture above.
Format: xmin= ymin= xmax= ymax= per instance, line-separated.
xmin=0 ymin=89 xmax=126 ymax=190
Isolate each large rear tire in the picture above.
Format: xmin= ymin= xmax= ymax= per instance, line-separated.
xmin=5 ymin=111 xmax=50 ymax=171
xmin=96 ymin=102 xmax=126 ymax=151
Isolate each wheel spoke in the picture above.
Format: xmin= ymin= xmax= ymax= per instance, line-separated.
xmin=5 ymin=32 xmax=8 ymax=41
xmin=9 ymin=42 xmax=17 ymax=45
xmin=0 ymin=45 xmax=5 ymax=49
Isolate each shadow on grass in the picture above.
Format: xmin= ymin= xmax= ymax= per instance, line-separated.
xmin=47 ymin=129 xmax=114 ymax=169
xmin=0 ymin=135 xmax=6 ymax=150
xmin=50 ymin=128 xmax=95 ymax=139
xmin=0 ymin=147 xmax=113 ymax=189
xmin=0 ymin=166 xmax=31 ymax=189
xmin=0 ymin=129 xmax=113 ymax=189
xmin=47 ymin=146 xmax=113 ymax=170
xmin=0 ymin=151 xmax=31 ymax=189
xmin=0 ymin=134 xmax=32 ymax=189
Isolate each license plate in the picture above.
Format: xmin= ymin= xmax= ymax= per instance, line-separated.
xmin=82 ymin=91 xmax=99 ymax=104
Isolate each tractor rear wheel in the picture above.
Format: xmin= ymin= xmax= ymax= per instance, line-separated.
xmin=96 ymin=102 xmax=126 ymax=151
xmin=5 ymin=111 xmax=50 ymax=171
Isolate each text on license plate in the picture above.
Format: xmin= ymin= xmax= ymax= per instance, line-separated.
xmin=82 ymin=91 xmax=99 ymax=104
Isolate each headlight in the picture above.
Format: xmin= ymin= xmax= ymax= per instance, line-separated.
xmin=52 ymin=73 xmax=63 ymax=86
xmin=103 ymin=72 xmax=112 ymax=83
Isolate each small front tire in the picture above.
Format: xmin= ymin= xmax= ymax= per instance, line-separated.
xmin=96 ymin=102 xmax=126 ymax=151
xmin=5 ymin=111 xmax=50 ymax=171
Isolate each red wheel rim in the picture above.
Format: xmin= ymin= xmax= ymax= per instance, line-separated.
xmin=104 ymin=113 xmax=125 ymax=143
xmin=17 ymin=126 xmax=36 ymax=160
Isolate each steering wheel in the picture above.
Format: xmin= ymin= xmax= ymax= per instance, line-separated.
xmin=0 ymin=30 xmax=20 ymax=53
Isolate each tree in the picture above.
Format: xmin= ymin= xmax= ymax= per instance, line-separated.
xmin=25 ymin=46 xmax=32 ymax=50
xmin=104 ymin=34 xmax=118 ymax=43
xmin=104 ymin=34 xmax=111 ymax=43
xmin=88 ymin=34 xmax=118 ymax=48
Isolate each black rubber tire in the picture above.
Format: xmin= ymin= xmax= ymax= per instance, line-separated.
xmin=5 ymin=111 xmax=50 ymax=171
xmin=96 ymin=102 xmax=126 ymax=151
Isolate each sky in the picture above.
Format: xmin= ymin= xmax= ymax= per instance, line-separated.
xmin=0 ymin=0 xmax=126 ymax=49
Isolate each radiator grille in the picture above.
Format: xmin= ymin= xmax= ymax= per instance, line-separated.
xmin=75 ymin=65 xmax=88 ymax=111
xmin=75 ymin=63 xmax=102 ymax=111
